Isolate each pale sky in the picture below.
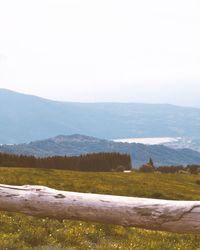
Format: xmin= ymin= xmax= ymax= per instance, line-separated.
xmin=0 ymin=0 xmax=200 ymax=106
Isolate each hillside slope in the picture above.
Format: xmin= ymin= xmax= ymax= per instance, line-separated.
xmin=1 ymin=89 xmax=200 ymax=144
xmin=0 ymin=168 xmax=200 ymax=249
xmin=1 ymin=134 xmax=200 ymax=167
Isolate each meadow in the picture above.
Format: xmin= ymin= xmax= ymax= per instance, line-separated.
xmin=0 ymin=167 xmax=200 ymax=249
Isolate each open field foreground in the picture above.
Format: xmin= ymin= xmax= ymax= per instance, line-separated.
xmin=0 ymin=168 xmax=200 ymax=249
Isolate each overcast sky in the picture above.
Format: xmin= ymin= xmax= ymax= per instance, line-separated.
xmin=0 ymin=0 xmax=200 ymax=106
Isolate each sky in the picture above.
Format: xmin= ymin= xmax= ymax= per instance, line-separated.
xmin=0 ymin=0 xmax=200 ymax=106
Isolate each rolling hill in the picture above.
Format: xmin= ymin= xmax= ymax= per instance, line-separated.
xmin=1 ymin=89 xmax=200 ymax=144
xmin=1 ymin=134 xmax=200 ymax=167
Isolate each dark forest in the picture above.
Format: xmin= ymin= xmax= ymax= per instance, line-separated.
xmin=0 ymin=152 xmax=131 ymax=172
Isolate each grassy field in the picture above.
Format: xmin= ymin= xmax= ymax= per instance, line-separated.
xmin=0 ymin=167 xmax=200 ymax=249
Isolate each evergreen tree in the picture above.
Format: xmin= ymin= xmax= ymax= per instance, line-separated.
xmin=148 ymin=158 xmax=155 ymax=168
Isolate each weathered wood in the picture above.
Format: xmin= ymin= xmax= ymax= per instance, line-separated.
xmin=0 ymin=184 xmax=199 ymax=233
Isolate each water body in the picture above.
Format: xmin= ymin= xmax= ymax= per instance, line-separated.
xmin=113 ymin=137 xmax=181 ymax=145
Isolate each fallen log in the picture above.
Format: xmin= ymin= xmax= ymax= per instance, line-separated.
xmin=0 ymin=184 xmax=199 ymax=233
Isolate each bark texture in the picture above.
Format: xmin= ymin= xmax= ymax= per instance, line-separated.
xmin=0 ymin=184 xmax=199 ymax=233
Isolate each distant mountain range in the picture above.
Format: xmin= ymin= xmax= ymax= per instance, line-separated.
xmin=1 ymin=134 xmax=200 ymax=167
xmin=1 ymin=89 xmax=200 ymax=144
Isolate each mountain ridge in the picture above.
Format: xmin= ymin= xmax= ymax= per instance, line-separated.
xmin=1 ymin=134 xmax=200 ymax=167
xmin=2 ymin=88 xmax=200 ymax=109
xmin=1 ymin=88 xmax=200 ymax=144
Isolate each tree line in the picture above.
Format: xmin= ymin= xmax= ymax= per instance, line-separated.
xmin=156 ymin=165 xmax=200 ymax=174
xmin=0 ymin=152 xmax=132 ymax=172
xmin=138 ymin=158 xmax=200 ymax=174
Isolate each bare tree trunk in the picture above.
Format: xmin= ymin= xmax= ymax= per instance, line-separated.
xmin=0 ymin=184 xmax=199 ymax=233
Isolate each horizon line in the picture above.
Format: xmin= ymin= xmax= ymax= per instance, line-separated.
xmin=0 ymin=87 xmax=199 ymax=109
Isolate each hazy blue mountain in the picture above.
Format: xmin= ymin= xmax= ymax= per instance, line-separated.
xmin=1 ymin=134 xmax=200 ymax=167
xmin=1 ymin=88 xmax=200 ymax=144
